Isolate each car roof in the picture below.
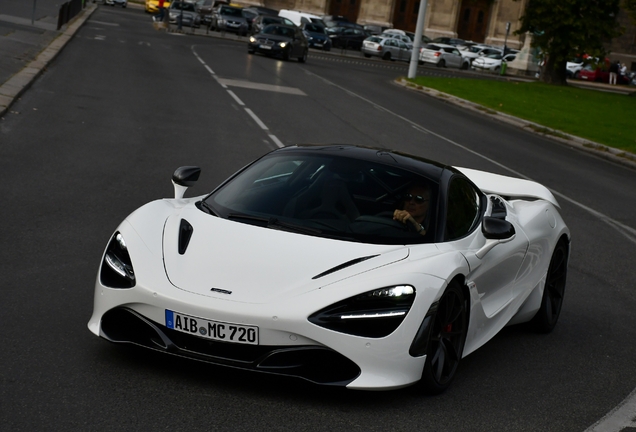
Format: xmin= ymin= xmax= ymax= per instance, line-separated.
xmin=275 ymin=144 xmax=449 ymax=181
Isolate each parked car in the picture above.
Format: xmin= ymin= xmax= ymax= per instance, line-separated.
xmin=145 ymin=0 xmax=171 ymax=13
xmin=321 ymin=14 xmax=351 ymax=28
xmin=327 ymin=26 xmax=369 ymax=50
xmin=301 ymin=23 xmax=332 ymax=51
xmin=362 ymin=36 xmax=412 ymax=62
xmin=471 ymin=53 xmax=516 ymax=72
xmin=210 ymin=4 xmax=248 ymax=35
xmin=251 ymin=15 xmax=295 ymax=36
xmin=279 ymin=9 xmax=324 ymax=27
xmin=242 ymin=6 xmax=278 ymax=33
xmin=380 ymin=30 xmax=413 ymax=48
xmin=460 ymin=45 xmax=502 ymax=65
xmin=579 ymin=63 xmax=631 ymax=84
xmin=105 ymin=0 xmax=127 ymax=7
xmin=168 ymin=1 xmax=201 ymax=28
xmin=195 ymin=0 xmax=225 ymax=25
xmin=432 ymin=36 xmax=467 ymax=47
xmin=248 ymin=24 xmax=309 ymax=62
xmin=403 ymin=30 xmax=432 ymax=45
xmin=419 ymin=43 xmax=470 ymax=69
xmin=88 ymin=144 xmax=570 ymax=393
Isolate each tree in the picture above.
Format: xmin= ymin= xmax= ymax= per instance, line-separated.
xmin=516 ymin=0 xmax=623 ymax=85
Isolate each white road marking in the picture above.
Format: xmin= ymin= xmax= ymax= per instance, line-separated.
xmin=244 ymin=108 xmax=268 ymax=130
xmin=216 ymin=78 xmax=306 ymax=95
xmin=95 ymin=35 xmax=106 ymax=40
xmin=191 ymin=45 xmax=285 ymax=148
xmin=585 ymin=388 xmax=636 ymax=432
xmin=226 ymin=90 xmax=244 ymax=106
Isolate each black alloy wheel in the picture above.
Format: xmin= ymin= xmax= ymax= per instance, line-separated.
xmin=530 ymin=239 xmax=568 ymax=333
xmin=421 ymin=281 xmax=468 ymax=394
xmin=298 ymin=49 xmax=307 ymax=63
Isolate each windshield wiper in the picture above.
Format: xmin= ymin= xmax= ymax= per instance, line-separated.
xmin=199 ymin=200 xmax=219 ymax=216
xmin=268 ymin=218 xmax=322 ymax=235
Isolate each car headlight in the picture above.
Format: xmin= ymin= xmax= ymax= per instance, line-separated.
xmin=249 ymin=36 xmax=256 ymax=43
xmin=279 ymin=42 xmax=287 ymax=48
xmin=100 ymin=232 xmax=135 ymax=288
xmin=308 ymin=285 xmax=415 ymax=338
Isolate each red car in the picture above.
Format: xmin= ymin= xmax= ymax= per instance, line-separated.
xmin=579 ymin=62 xmax=630 ymax=84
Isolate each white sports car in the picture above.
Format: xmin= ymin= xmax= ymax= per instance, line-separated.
xmin=88 ymin=145 xmax=570 ymax=393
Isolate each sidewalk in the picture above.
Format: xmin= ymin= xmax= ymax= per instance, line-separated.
xmin=0 ymin=3 xmax=97 ymax=117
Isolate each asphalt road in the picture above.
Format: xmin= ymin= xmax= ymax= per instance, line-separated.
xmin=2 ymin=5 xmax=636 ymax=431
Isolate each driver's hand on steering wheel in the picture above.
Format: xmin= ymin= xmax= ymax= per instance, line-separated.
xmin=393 ymin=210 xmax=425 ymax=234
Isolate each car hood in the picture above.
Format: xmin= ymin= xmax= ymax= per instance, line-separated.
xmin=254 ymin=33 xmax=293 ymax=43
xmin=162 ymin=206 xmax=410 ymax=303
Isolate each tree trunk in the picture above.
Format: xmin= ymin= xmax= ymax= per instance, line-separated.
xmin=541 ymin=55 xmax=568 ymax=85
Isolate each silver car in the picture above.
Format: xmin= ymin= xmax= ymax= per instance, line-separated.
xmin=419 ymin=43 xmax=470 ymax=69
xmin=362 ymin=36 xmax=412 ymax=62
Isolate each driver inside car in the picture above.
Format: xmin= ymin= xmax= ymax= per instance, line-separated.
xmin=393 ymin=183 xmax=430 ymax=235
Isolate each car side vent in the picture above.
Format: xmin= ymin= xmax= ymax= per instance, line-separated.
xmin=178 ymin=219 xmax=194 ymax=255
xmin=312 ymin=255 xmax=379 ymax=280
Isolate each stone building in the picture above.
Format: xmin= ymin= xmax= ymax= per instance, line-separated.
xmin=244 ymin=0 xmax=636 ymax=71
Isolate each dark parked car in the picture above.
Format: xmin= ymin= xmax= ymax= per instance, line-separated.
xmin=210 ymin=4 xmax=248 ymax=35
xmin=301 ymin=22 xmax=331 ymax=51
xmin=248 ymin=24 xmax=309 ymax=62
xmin=251 ymin=15 xmax=295 ymax=35
xmin=327 ymin=26 xmax=369 ymax=50
xmin=432 ymin=36 xmax=468 ymax=47
xmin=242 ymin=6 xmax=278 ymax=32
xmin=195 ymin=0 xmax=225 ymax=25
xmin=168 ymin=1 xmax=201 ymax=28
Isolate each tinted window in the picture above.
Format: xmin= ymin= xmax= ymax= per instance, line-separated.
xmin=205 ymin=152 xmax=440 ymax=245
xmin=445 ymin=177 xmax=480 ymax=241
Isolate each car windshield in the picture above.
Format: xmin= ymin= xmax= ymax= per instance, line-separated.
xmin=262 ymin=25 xmax=294 ymax=37
xmin=304 ymin=24 xmax=325 ymax=33
xmin=203 ymin=151 xmax=439 ymax=245
xmin=220 ymin=6 xmax=242 ymax=16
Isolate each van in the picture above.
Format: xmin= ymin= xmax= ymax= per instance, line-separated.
xmin=278 ymin=9 xmax=324 ymax=27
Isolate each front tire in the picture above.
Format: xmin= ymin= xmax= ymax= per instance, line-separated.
xmin=298 ymin=49 xmax=308 ymax=63
xmin=530 ymin=239 xmax=568 ymax=333
xmin=420 ymin=281 xmax=468 ymax=394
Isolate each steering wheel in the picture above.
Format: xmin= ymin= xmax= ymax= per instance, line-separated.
xmin=355 ymin=215 xmax=412 ymax=231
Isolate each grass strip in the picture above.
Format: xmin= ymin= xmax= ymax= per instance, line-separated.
xmin=407 ymin=77 xmax=636 ymax=154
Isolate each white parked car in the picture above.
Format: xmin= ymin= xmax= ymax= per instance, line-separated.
xmin=362 ymin=36 xmax=412 ymax=61
xmin=419 ymin=43 xmax=470 ymax=69
xmin=460 ymin=45 xmax=502 ymax=65
xmin=472 ymin=53 xmax=516 ymax=71
xmin=87 ymin=145 xmax=570 ymax=393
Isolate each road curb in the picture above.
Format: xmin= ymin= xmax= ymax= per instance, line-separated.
xmin=0 ymin=4 xmax=98 ymax=118
xmin=396 ymin=78 xmax=636 ymax=171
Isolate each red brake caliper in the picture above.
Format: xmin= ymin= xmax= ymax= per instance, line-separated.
xmin=443 ymin=324 xmax=453 ymax=333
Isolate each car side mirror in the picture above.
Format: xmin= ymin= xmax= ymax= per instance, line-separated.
xmin=482 ymin=216 xmax=515 ymax=239
xmin=172 ymin=166 xmax=201 ymax=199
xmin=475 ymin=217 xmax=516 ymax=259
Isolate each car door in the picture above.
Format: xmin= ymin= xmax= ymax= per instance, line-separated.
xmin=397 ymin=40 xmax=411 ymax=61
xmin=438 ymin=177 xmax=529 ymax=318
xmin=448 ymin=48 xmax=462 ymax=68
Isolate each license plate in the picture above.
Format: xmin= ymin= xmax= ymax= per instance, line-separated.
xmin=259 ymin=45 xmax=271 ymax=50
xmin=315 ymin=43 xmax=323 ymax=47
xmin=165 ymin=310 xmax=259 ymax=345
